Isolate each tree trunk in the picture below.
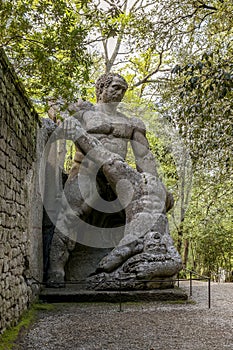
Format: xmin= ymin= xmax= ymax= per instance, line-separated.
xmin=183 ymin=238 xmax=189 ymax=268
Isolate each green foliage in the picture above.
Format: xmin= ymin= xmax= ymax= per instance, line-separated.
xmin=181 ymin=175 xmax=233 ymax=275
xmin=64 ymin=140 xmax=76 ymax=173
xmin=1 ymin=0 xmax=92 ymax=110
xmin=152 ymin=0 xmax=233 ymax=273
xmin=147 ymin=131 xmax=178 ymax=190
xmin=169 ymin=53 xmax=233 ymax=167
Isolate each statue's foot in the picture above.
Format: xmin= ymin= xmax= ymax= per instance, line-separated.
xmin=46 ymin=271 xmax=65 ymax=288
xmin=96 ymin=239 xmax=143 ymax=273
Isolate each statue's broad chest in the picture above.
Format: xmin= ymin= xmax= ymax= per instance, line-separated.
xmin=110 ymin=116 xmax=134 ymax=139
xmin=85 ymin=112 xmax=135 ymax=139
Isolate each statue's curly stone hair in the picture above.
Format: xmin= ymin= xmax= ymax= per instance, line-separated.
xmin=95 ymin=73 xmax=128 ymax=102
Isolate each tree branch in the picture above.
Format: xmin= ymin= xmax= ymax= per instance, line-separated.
xmin=1 ymin=35 xmax=45 ymax=48
xmin=133 ymin=52 xmax=163 ymax=87
xmin=197 ymin=1 xmax=218 ymax=11
xmin=104 ymin=0 xmax=128 ymax=73
xmin=102 ymin=39 xmax=109 ymax=62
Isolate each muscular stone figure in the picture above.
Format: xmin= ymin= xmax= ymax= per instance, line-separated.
xmin=46 ymin=73 xmax=181 ymax=288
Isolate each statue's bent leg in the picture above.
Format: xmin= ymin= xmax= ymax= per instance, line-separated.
xmin=94 ymin=170 xmax=169 ymax=273
xmin=47 ymin=168 xmax=92 ymax=286
xmin=47 ymin=227 xmax=75 ymax=286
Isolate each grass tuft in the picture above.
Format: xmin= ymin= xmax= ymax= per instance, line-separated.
xmin=0 ymin=303 xmax=55 ymax=350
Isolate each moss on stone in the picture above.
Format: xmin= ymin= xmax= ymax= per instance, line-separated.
xmin=0 ymin=303 xmax=55 ymax=350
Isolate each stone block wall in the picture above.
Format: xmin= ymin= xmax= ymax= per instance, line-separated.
xmin=0 ymin=49 xmax=42 ymax=334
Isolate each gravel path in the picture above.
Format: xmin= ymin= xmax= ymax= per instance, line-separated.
xmin=16 ymin=282 xmax=233 ymax=350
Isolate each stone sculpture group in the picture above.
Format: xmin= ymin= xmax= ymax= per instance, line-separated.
xmin=45 ymin=73 xmax=182 ymax=289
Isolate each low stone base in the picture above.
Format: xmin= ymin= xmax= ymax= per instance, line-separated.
xmin=39 ymin=286 xmax=188 ymax=303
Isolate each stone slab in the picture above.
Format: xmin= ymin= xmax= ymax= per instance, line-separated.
xmin=39 ymin=286 xmax=188 ymax=303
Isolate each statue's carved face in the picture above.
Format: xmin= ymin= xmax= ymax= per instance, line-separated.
xmin=100 ymin=76 xmax=128 ymax=104
xmin=143 ymin=232 xmax=167 ymax=254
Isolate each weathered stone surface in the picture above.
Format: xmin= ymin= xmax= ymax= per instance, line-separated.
xmin=39 ymin=286 xmax=188 ymax=303
xmin=45 ymin=73 xmax=182 ymax=289
xmin=65 ymin=244 xmax=112 ymax=281
xmin=0 ymin=49 xmax=42 ymax=335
